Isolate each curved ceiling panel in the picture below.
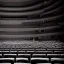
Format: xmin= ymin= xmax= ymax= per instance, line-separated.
xmin=0 ymin=0 xmax=64 ymax=40
xmin=0 ymin=0 xmax=42 ymax=7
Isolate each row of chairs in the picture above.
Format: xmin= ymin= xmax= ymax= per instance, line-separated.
xmin=0 ymin=53 xmax=64 ymax=57
xmin=0 ymin=63 xmax=63 ymax=64
xmin=0 ymin=42 xmax=64 ymax=64
xmin=0 ymin=41 xmax=64 ymax=49
xmin=0 ymin=57 xmax=64 ymax=64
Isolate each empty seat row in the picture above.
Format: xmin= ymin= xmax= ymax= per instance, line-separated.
xmin=0 ymin=53 xmax=64 ymax=58
xmin=0 ymin=50 xmax=52 ymax=54
xmin=0 ymin=50 xmax=64 ymax=54
xmin=0 ymin=58 xmax=64 ymax=63
xmin=0 ymin=63 xmax=63 ymax=64
xmin=0 ymin=63 xmax=52 ymax=64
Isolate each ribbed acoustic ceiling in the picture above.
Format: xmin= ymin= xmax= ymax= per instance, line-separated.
xmin=0 ymin=0 xmax=64 ymax=40
xmin=0 ymin=0 xmax=42 ymax=7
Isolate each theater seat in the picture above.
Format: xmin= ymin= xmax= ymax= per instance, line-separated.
xmin=53 ymin=63 xmax=63 ymax=64
xmin=31 ymin=58 xmax=49 ymax=63
xmin=32 ymin=54 xmax=46 ymax=58
xmin=0 ymin=63 xmax=11 ymax=64
xmin=18 ymin=51 xmax=26 ymax=54
xmin=47 ymin=54 xmax=61 ymax=58
xmin=14 ymin=63 xmax=31 ymax=64
xmin=18 ymin=54 xmax=31 ymax=60
xmin=36 ymin=63 xmax=51 ymax=64
xmin=35 ymin=51 xmax=53 ymax=54
xmin=0 ymin=54 xmax=2 ymax=57
xmin=61 ymin=54 xmax=64 ymax=58
xmin=16 ymin=58 xmax=29 ymax=63
xmin=51 ymin=58 xmax=64 ymax=63
xmin=4 ymin=54 xmax=17 ymax=58
xmin=0 ymin=58 xmax=14 ymax=63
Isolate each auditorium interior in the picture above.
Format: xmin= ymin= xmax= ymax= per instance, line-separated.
xmin=0 ymin=0 xmax=64 ymax=64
